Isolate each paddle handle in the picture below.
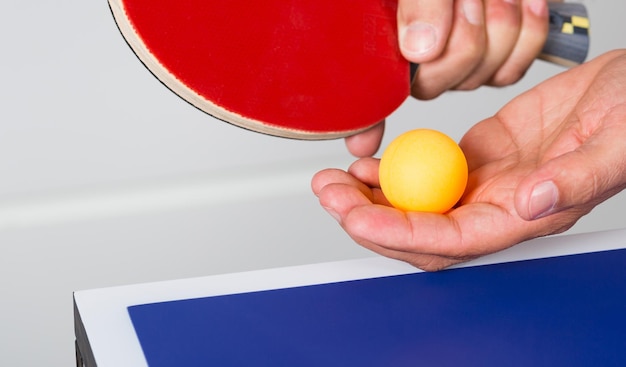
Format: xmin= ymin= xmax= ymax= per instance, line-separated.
xmin=540 ymin=2 xmax=589 ymax=67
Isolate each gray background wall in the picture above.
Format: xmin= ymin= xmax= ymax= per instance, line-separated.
xmin=1 ymin=0 xmax=623 ymax=365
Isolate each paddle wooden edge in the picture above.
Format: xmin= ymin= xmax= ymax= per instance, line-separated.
xmin=107 ymin=0 xmax=370 ymax=140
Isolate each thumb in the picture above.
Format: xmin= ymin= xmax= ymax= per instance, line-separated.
xmin=515 ymin=142 xmax=626 ymax=221
xmin=397 ymin=0 xmax=454 ymax=63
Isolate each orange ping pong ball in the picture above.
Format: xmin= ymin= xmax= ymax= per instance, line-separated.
xmin=379 ymin=129 xmax=468 ymax=213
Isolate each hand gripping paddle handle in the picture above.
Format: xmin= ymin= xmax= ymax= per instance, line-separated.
xmin=409 ymin=2 xmax=590 ymax=82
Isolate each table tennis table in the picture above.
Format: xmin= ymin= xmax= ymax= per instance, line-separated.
xmin=74 ymin=229 xmax=626 ymax=366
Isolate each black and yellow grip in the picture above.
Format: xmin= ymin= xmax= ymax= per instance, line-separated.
xmin=540 ymin=2 xmax=590 ymax=67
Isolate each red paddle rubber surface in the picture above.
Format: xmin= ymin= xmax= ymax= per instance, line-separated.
xmin=116 ymin=0 xmax=410 ymax=138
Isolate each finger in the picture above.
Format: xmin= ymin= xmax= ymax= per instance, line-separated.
xmin=312 ymin=169 xmax=468 ymax=271
xmin=344 ymin=121 xmax=385 ymax=157
xmin=456 ymin=0 xmax=522 ymax=90
xmin=313 ymin=167 xmax=389 ymax=207
xmin=397 ymin=0 xmax=454 ymax=63
xmin=489 ymin=0 xmax=549 ymax=86
xmin=339 ymin=203 xmax=462 ymax=268
xmin=411 ymin=0 xmax=487 ymax=99
xmin=317 ymin=183 xmax=376 ymax=223
xmin=342 ymin=201 xmax=530 ymax=262
xmin=347 ymin=157 xmax=382 ymax=188
xmin=312 ymin=168 xmax=368 ymax=197
xmin=350 ymin=235 xmax=467 ymax=271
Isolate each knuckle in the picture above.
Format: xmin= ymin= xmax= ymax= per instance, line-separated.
xmin=455 ymin=77 xmax=484 ymax=91
xmin=489 ymin=67 xmax=527 ymax=86
xmin=485 ymin=0 xmax=522 ymax=27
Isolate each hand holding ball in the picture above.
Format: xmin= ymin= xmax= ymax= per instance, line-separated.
xmin=379 ymin=129 xmax=468 ymax=213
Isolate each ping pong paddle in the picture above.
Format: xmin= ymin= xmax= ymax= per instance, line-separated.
xmin=108 ymin=1 xmax=589 ymax=140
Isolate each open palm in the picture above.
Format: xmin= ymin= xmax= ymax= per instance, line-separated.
xmin=313 ymin=50 xmax=626 ymax=271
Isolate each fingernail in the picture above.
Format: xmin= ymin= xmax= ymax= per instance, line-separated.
xmin=401 ymin=22 xmax=437 ymax=57
xmin=528 ymin=0 xmax=547 ymax=17
xmin=462 ymin=0 xmax=483 ymax=26
xmin=529 ymin=181 xmax=559 ymax=219
xmin=323 ymin=206 xmax=342 ymax=223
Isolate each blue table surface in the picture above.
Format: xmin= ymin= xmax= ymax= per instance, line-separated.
xmin=128 ymin=248 xmax=626 ymax=366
